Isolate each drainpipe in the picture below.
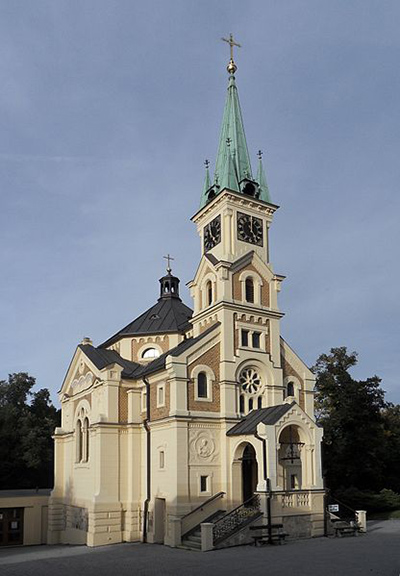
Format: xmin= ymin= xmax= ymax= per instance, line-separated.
xmin=142 ymin=377 xmax=151 ymax=543
xmin=254 ymin=431 xmax=272 ymax=545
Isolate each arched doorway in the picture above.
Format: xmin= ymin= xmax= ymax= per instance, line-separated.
xmin=232 ymin=442 xmax=259 ymax=505
xmin=278 ymin=425 xmax=303 ymax=490
xmin=241 ymin=444 xmax=257 ymax=503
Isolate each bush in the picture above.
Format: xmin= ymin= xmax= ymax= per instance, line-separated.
xmin=333 ymin=486 xmax=400 ymax=512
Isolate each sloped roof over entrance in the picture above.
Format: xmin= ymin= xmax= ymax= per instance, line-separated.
xmin=226 ymin=403 xmax=295 ymax=436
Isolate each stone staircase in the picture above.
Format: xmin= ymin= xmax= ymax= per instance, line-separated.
xmin=181 ymin=510 xmax=226 ymax=551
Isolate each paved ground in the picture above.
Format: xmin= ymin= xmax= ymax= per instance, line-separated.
xmin=0 ymin=520 xmax=399 ymax=576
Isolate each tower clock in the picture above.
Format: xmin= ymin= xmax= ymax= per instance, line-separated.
xmin=203 ymin=215 xmax=221 ymax=252
xmin=237 ymin=212 xmax=263 ymax=246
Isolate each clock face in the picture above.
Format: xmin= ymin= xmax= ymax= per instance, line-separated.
xmin=203 ymin=215 xmax=221 ymax=252
xmin=237 ymin=212 xmax=263 ymax=246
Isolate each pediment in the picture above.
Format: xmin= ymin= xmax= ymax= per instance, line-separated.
xmin=59 ymin=347 xmax=102 ymax=400
xmin=275 ymin=402 xmax=316 ymax=431
xmin=189 ymin=254 xmax=218 ymax=287
xmin=280 ymin=338 xmax=314 ymax=381
xmin=231 ymin=250 xmax=275 ymax=283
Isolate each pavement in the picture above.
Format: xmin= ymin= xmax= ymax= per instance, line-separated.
xmin=0 ymin=520 xmax=399 ymax=576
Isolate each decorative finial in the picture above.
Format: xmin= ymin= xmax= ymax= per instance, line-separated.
xmin=222 ymin=33 xmax=241 ymax=75
xmin=204 ymin=159 xmax=210 ymax=169
xmin=163 ymin=253 xmax=174 ymax=274
xmin=226 ymin=137 xmax=232 ymax=147
xmin=258 ymin=150 xmax=263 ymax=160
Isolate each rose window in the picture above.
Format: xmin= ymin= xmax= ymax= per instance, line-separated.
xmin=239 ymin=368 xmax=262 ymax=395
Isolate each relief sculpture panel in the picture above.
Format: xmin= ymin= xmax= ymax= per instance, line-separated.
xmin=189 ymin=427 xmax=219 ymax=464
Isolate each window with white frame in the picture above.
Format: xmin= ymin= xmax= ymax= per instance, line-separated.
xmin=142 ymin=347 xmax=160 ymax=359
xmin=206 ymin=280 xmax=213 ymax=306
xmin=286 ymin=381 xmax=295 ymax=398
xmin=192 ymin=365 xmax=214 ymax=402
xmin=159 ymin=450 xmax=165 ymax=469
xmin=239 ymin=271 xmax=263 ymax=306
xmin=239 ymin=326 xmax=265 ymax=351
xmin=245 ymin=277 xmax=254 ymax=303
xmin=252 ymin=331 xmax=261 ymax=348
xmin=197 ymin=372 xmax=208 ymax=399
xmin=141 ymin=389 xmax=147 ymax=412
xmin=200 ymin=475 xmax=209 ymax=494
xmin=241 ymin=329 xmax=249 ymax=347
xmin=157 ymin=383 xmax=165 ymax=407
xmin=283 ymin=378 xmax=300 ymax=402
xmin=75 ymin=407 xmax=90 ymax=463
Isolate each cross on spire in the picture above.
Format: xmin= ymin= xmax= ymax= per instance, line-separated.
xmin=204 ymin=159 xmax=210 ymax=169
xmin=258 ymin=150 xmax=263 ymax=160
xmin=163 ymin=254 xmax=174 ymax=274
xmin=221 ymin=33 xmax=241 ymax=74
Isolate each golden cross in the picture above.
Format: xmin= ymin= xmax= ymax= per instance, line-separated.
xmin=163 ymin=253 xmax=174 ymax=273
xmin=222 ymin=33 xmax=241 ymax=62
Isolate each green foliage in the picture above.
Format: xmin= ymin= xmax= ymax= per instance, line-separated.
xmin=0 ymin=373 xmax=60 ymax=489
xmin=334 ymin=487 xmax=400 ymax=513
xmin=313 ymin=347 xmax=400 ymax=510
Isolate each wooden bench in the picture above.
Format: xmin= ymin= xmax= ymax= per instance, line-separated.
xmin=250 ymin=523 xmax=288 ymax=546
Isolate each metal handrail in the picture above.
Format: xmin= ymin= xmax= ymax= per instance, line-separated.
xmin=181 ymin=491 xmax=225 ymax=520
xmin=213 ymin=494 xmax=262 ymax=545
xmin=328 ymin=496 xmax=357 ymax=515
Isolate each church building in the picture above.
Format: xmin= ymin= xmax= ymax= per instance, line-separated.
xmin=48 ymin=38 xmax=325 ymax=549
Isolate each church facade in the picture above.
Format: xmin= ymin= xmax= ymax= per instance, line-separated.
xmin=48 ymin=47 xmax=325 ymax=549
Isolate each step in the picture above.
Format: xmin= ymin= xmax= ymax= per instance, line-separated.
xmin=187 ymin=535 xmax=201 ymax=544
xmin=182 ymin=539 xmax=201 ymax=550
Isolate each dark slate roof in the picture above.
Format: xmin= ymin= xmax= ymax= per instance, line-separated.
xmin=226 ymin=403 xmax=295 ymax=436
xmin=205 ymin=253 xmax=219 ymax=266
xmin=99 ymin=298 xmax=193 ymax=348
xmin=79 ymin=344 xmax=142 ymax=378
xmin=136 ymin=322 xmax=221 ymax=378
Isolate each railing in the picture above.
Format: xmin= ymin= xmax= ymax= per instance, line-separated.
xmin=213 ymin=494 xmax=262 ymax=545
xmin=280 ymin=490 xmax=311 ymax=509
xmin=327 ymin=495 xmax=359 ymax=525
xmin=181 ymin=491 xmax=225 ymax=537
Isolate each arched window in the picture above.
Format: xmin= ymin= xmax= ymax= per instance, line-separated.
xmin=142 ymin=347 xmax=160 ymax=359
xmin=248 ymin=398 xmax=253 ymax=411
xmin=83 ymin=417 xmax=89 ymax=462
xmin=197 ymin=372 xmax=208 ymax=399
xmin=76 ymin=419 xmax=82 ymax=463
xmin=245 ymin=278 xmax=254 ymax=303
xmin=207 ymin=280 xmax=213 ymax=306
xmin=287 ymin=382 xmax=295 ymax=398
xmin=239 ymin=394 xmax=245 ymax=414
xmin=258 ymin=396 xmax=263 ymax=409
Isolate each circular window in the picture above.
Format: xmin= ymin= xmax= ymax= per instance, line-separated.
xmin=239 ymin=367 xmax=262 ymax=395
xmin=142 ymin=347 xmax=160 ymax=359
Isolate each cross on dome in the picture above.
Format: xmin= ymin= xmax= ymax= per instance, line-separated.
xmin=163 ymin=253 xmax=174 ymax=274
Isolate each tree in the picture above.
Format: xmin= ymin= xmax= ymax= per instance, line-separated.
xmin=0 ymin=373 xmax=60 ymax=489
xmin=313 ymin=347 xmax=387 ymax=492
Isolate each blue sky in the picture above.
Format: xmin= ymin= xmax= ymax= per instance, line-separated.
xmin=0 ymin=0 xmax=399 ymax=404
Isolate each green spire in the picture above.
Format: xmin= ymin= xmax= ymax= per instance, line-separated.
xmin=199 ymin=160 xmax=211 ymax=208
xmin=256 ymin=151 xmax=271 ymax=203
xmin=219 ymin=142 xmax=240 ymax=192
xmin=214 ymin=74 xmax=253 ymax=188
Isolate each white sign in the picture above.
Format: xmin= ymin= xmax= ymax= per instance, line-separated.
xmin=328 ymin=504 xmax=339 ymax=513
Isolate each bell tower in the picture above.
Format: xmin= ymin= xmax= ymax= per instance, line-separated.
xmin=192 ymin=34 xmax=278 ymax=266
